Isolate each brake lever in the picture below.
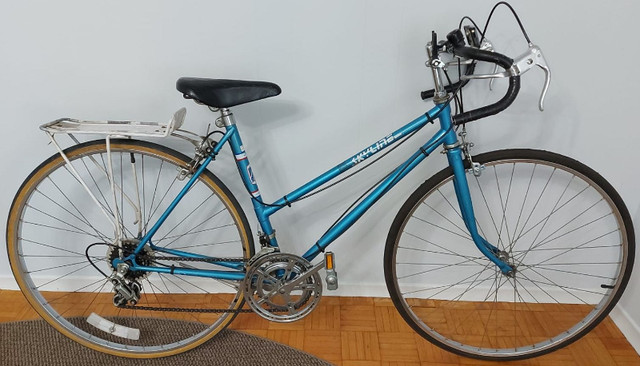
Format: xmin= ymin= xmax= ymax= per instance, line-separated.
xmin=533 ymin=45 xmax=551 ymax=111
xmin=461 ymin=44 xmax=551 ymax=111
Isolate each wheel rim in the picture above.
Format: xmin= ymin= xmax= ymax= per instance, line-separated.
xmin=390 ymin=156 xmax=629 ymax=358
xmin=8 ymin=141 xmax=252 ymax=356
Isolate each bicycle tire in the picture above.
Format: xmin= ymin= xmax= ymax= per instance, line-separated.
xmin=384 ymin=149 xmax=634 ymax=360
xmin=6 ymin=139 xmax=254 ymax=358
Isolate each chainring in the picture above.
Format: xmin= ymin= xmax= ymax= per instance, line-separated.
xmin=243 ymin=252 xmax=322 ymax=322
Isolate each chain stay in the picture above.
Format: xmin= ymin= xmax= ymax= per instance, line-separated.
xmin=119 ymin=254 xmax=287 ymax=314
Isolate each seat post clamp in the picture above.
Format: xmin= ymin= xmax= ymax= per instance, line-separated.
xmin=443 ymin=141 xmax=461 ymax=150
xmin=219 ymin=108 xmax=236 ymax=127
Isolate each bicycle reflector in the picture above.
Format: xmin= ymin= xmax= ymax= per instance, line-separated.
xmin=324 ymin=252 xmax=338 ymax=291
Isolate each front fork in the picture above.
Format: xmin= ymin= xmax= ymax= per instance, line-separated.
xmin=444 ymin=139 xmax=514 ymax=275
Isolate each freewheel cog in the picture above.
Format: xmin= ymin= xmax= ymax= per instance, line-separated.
xmin=107 ymin=239 xmax=154 ymax=281
xmin=243 ymin=252 xmax=322 ymax=322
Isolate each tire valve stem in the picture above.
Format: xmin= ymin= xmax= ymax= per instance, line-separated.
xmin=325 ymin=252 xmax=338 ymax=291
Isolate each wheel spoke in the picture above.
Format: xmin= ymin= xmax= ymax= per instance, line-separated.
xmin=388 ymin=152 xmax=631 ymax=359
xmin=9 ymin=142 xmax=250 ymax=355
xmin=156 ymin=208 xmax=227 ymax=249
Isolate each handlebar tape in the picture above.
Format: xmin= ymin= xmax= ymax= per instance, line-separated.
xmin=449 ymin=31 xmax=521 ymax=125
xmin=451 ymin=44 xmax=514 ymax=70
xmin=452 ymin=75 xmax=520 ymax=125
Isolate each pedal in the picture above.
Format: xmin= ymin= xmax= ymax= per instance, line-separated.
xmin=324 ymin=252 xmax=338 ymax=291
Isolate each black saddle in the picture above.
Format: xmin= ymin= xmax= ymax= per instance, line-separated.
xmin=176 ymin=78 xmax=281 ymax=108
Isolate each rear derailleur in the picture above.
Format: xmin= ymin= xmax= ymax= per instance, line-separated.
xmin=108 ymin=262 xmax=141 ymax=307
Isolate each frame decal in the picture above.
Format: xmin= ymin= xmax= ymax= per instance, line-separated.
xmin=350 ymin=132 xmax=402 ymax=165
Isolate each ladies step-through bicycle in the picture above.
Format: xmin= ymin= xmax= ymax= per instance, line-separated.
xmin=5 ymin=2 xmax=635 ymax=361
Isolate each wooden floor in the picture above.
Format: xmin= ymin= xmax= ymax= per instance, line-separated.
xmin=1 ymin=289 xmax=638 ymax=366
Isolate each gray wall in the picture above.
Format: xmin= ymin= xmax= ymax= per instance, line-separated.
xmin=1 ymin=0 xmax=639 ymax=349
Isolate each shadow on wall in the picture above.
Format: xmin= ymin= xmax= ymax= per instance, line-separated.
xmin=618 ymin=204 xmax=640 ymax=311
xmin=466 ymin=78 xmax=582 ymax=153
xmin=234 ymin=99 xmax=312 ymax=130
xmin=229 ymin=98 xmax=316 ymax=194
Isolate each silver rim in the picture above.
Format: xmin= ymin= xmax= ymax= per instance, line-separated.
xmin=391 ymin=157 xmax=628 ymax=358
xmin=10 ymin=142 xmax=249 ymax=355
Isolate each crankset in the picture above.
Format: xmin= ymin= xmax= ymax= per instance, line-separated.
xmin=243 ymin=252 xmax=323 ymax=322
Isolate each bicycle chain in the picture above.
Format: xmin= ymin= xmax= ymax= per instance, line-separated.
xmin=117 ymin=254 xmax=286 ymax=314
xmin=118 ymin=304 xmax=257 ymax=313
xmin=143 ymin=255 xmax=247 ymax=263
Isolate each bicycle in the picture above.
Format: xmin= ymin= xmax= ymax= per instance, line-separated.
xmin=5 ymin=2 xmax=635 ymax=361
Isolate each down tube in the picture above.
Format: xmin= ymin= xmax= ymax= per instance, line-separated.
xmin=302 ymin=124 xmax=452 ymax=261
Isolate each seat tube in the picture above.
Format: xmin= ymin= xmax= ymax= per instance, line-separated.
xmin=220 ymin=109 xmax=277 ymax=245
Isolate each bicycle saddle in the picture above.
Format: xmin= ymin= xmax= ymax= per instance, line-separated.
xmin=176 ymin=78 xmax=281 ymax=108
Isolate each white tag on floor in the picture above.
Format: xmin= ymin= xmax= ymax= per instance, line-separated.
xmin=87 ymin=313 xmax=140 ymax=340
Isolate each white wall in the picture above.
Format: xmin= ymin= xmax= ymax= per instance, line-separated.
xmin=1 ymin=0 xmax=639 ymax=348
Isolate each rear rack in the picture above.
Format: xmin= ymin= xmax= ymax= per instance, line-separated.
xmin=39 ymin=107 xmax=197 ymax=244
xmin=40 ymin=108 xmax=186 ymax=138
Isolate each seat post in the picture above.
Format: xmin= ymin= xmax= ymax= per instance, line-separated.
xmin=217 ymin=108 xmax=237 ymax=127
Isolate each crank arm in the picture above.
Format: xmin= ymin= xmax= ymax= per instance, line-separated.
xmin=279 ymin=261 xmax=325 ymax=292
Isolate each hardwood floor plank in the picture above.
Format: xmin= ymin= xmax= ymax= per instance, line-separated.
xmin=340 ymin=304 xmax=377 ymax=332
xmin=413 ymin=333 xmax=460 ymax=364
xmin=375 ymin=305 xmax=412 ymax=333
xmin=378 ymin=332 xmax=420 ymax=362
xmin=303 ymin=329 xmax=343 ymax=363
xmin=305 ymin=303 xmax=341 ymax=330
xmin=568 ymin=336 xmax=618 ymax=366
xmin=341 ymin=331 xmax=381 ymax=361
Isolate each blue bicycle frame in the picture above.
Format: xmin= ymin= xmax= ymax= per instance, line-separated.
xmin=122 ymin=103 xmax=513 ymax=280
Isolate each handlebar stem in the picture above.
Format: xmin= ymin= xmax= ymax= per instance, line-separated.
xmin=426 ymin=43 xmax=448 ymax=103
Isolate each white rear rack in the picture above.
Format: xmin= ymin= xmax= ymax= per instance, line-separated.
xmin=39 ymin=107 xmax=193 ymax=244
xmin=40 ymin=107 xmax=187 ymax=138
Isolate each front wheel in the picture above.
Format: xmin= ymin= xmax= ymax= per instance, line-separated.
xmin=6 ymin=139 xmax=254 ymax=358
xmin=384 ymin=149 xmax=634 ymax=360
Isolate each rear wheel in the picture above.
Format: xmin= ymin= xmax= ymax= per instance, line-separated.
xmin=384 ymin=149 xmax=634 ymax=360
xmin=7 ymin=139 xmax=254 ymax=358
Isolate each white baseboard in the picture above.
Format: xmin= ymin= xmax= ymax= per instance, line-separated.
xmin=0 ymin=275 xmax=18 ymax=291
xmin=323 ymin=282 xmax=389 ymax=298
xmin=610 ymin=306 xmax=640 ymax=354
